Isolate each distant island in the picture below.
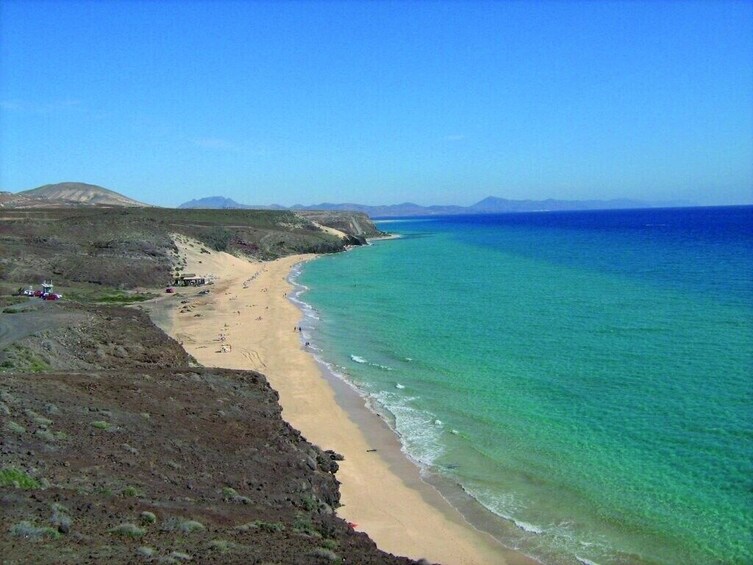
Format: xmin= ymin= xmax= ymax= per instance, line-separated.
xmin=179 ymin=195 xmax=693 ymax=217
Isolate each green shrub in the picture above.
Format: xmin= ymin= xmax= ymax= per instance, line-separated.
xmin=208 ymin=539 xmax=235 ymax=553
xmin=25 ymin=409 xmax=53 ymax=426
xmin=0 ymin=468 xmax=40 ymax=489
xmin=321 ymin=538 xmax=339 ymax=550
xmin=122 ymin=486 xmax=141 ymax=497
xmin=50 ymin=503 xmax=72 ymax=530
xmin=236 ymin=520 xmax=285 ymax=533
xmin=35 ymin=429 xmax=56 ymax=442
xmin=109 ymin=523 xmax=145 ymax=537
xmin=311 ymin=547 xmax=340 ymax=561
xmin=301 ymin=494 xmax=318 ymax=511
xmin=258 ymin=520 xmax=285 ymax=533
xmin=94 ymin=485 xmax=114 ymax=497
xmin=0 ymin=346 xmax=50 ymax=373
xmin=221 ymin=486 xmax=250 ymax=504
xmin=293 ymin=513 xmax=319 ymax=536
xmin=6 ymin=421 xmax=26 ymax=434
xmin=179 ymin=520 xmax=205 ymax=533
xmin=10 ymin=520 xmax=61 ymax=540
xmin=221 ymin=486 xmax=238 ymax=499
xmin=1 ymin=391 xmax=16 ymax=403
xmin=97 ymin=292 xmax=157 ymax=304
xmin=162 ymin=517 xmax=205 ymax=534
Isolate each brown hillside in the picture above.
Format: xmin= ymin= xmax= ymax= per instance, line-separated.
xmin=6 ymin=182 xmax=150 ymax=208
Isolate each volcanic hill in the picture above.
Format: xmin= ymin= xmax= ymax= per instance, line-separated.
xmin=2 ymin=182 xmax=150 ymax=208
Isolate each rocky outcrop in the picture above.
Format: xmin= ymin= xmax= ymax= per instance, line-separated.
xmin=296 ymin=210 xmax=385 ymax=239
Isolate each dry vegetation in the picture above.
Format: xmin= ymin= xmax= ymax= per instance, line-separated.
xmin=0 ymin=301 xmax=419 ymax=564
xmin=0 ymin=207 xmax=381 ymax=295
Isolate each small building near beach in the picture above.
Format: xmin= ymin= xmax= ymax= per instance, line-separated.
xmin=174 ymin=273 xmax=207 ymax=286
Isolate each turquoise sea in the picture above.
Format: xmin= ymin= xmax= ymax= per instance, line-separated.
xmin=292 ymin=206 xmax=753 ymax=565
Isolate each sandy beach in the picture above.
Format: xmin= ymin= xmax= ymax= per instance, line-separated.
xmin=146 ymin=236 xmax=534 ymax=565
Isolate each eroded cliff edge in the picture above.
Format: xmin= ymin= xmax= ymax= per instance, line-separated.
xmin=0 ymin=301 xmax=419 ymax=563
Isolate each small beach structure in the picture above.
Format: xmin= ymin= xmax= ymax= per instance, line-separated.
xmin=174 ymin=273 xmax=207 ymax=286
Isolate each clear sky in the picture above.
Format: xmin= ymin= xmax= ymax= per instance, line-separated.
xmin=1 ymin=0 xmax=751 ymax=208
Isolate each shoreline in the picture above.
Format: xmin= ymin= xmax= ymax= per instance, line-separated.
xmin=145 ymin=238 xmax=536 ymax=564
xmin=287 ymin=260 xmax=550 ymax=560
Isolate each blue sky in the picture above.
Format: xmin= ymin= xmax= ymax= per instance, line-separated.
xmin=1 ymin=0 xmax=751 ymax=207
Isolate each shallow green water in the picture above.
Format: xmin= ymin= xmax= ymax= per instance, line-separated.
xmin=295 ymin=208 xmax=753 ymax=564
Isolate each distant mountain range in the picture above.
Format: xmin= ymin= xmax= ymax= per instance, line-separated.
xmin=1 ymin=183 xmax=693 ymax=216
xmin=180 ymin=195 xmax=689 ymax=217
xmin=1 ymin=182 xmax=149 ymax=208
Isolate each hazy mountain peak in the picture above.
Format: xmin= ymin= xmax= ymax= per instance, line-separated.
xmin=179 ymin=196 xmax=251 ymax=209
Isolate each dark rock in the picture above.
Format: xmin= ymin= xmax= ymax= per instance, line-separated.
xmin=325 ymin=449 xmax=345 ymax=461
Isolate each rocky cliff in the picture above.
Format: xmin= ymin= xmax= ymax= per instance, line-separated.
xmin=0 ymin=301 xmax=422 ymax=564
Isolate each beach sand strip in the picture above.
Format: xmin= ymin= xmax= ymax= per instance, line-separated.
xmin=146 ymin=238 xmax=534 ymax=565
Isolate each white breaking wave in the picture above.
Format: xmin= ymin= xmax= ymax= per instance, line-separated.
xmin=371 ymin=389 xmax=446 ymax=467
xmin=514 ymin=520 xmax=545 ymax=534
xmin=348 ymin=354 xmax=394 ymax=371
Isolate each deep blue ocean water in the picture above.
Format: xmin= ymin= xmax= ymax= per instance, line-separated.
xmin=293 ymin=206 xmax=753 ymax=565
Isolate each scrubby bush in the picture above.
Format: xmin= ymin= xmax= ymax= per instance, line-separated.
xmin=109 ymin=523 xmax=145 ymax=537
xmin=6 ymin=421 xmax=25 ymax=434
xmin=10 ymin=520 xmax=60 ymax=540
xmin=0 ymin=468 xmax=40 ymax=489
xmin=162 ymin=517 xmax=205 ymax=534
